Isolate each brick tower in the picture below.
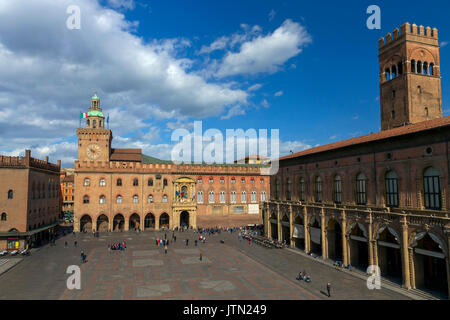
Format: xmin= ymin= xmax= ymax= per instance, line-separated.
xmin=379 ymin=23 xmax=443 ymax=131
xmin=77 ymin=93 xmax=112 ymax=162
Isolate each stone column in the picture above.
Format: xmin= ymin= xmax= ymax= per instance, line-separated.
xmin=341 ymin=210 xmax=348 ymax=267
xmin=401 ymin=217 xmax=411 ymax=289
xmin=92 ymin=219 xmax=97 ymax=233
xmin=155 ymin=215 xmax=160 ymax=230
xmin=277 ymin=203 xmax=282 ymax=241
xmin=289 ymin=205 xmax=294 ymax=247
xmin=108 ymin=218 xmax=113 ymax=232
xmin=73 ymin=217 xmax=80 ymax=232
xmin=124 ymin=218 xmax=129 ymax=232
xmin=373 ymin=241 xmax=379 ymax=267
xmin=304 ymin=207 xmax=310 ymax=253
xmin=267 ymin=210 xmax=272 ymax=239
xmin=321 ymin=208 xmax=326 ymax=259
xmin=346 ymin=234 xmax=351 ymax=266
xmin=368 ymin=212 xmax=374 ymax=266
xmin=409 ymin=248 xmax=415 ymax=288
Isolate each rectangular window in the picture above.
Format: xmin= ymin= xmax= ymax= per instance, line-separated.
xmin=385 ymin=178 xmax=399 ymax=208
xmin=424 ymin=176 xmax=441 ymax=210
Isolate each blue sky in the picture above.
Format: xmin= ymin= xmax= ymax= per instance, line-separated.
xmin=0 ymin=0 xmax=449 ymax=167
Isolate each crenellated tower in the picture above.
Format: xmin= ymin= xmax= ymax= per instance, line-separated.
xmin=379 ymin=23 xmax=443 ymax=131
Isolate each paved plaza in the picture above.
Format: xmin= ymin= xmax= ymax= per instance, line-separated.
xmin=0 ymin=230 xmax=410 ymax=300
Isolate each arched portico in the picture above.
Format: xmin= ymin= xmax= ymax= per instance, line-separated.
xmin=159 ymin=213 xmax=170 ymax=229
xmin=348 ymin=223 xmax=369 ymax=271
xmin=113 ymin=214 xmax=125 ymax=231
xmin=129 ymin=213 xmax=141 ymax=230
xmin=292 ymin=214 xmax=305 ymax=250
xmin=269 ymin=212 xmax=278 ymax=240
xmin=80 ymin=215 xmax=92 ymax=232
xmin=144 ymin=213 xmax=155 ymax=230
xmin=376 ymin=226 xmax=402 ymax=284
xmin=97 ymin=214 xmax=109 ymax=232
xmin=309 ymin=216 xmax=322 ymax=256
xmin=281 ymin=214 xmax=290 ymax=244
xmin=180 ymin=211 xmax=189 ymax=228
xmin=327 ymin=218 xmax=343 ymax=262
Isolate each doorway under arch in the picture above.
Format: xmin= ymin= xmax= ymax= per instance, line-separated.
xmin=377 ymin=227 xmax=402 ymax=284
xmin=97 ymin=214 xmax=109 ymax=232
xmin=349 ymin=223 xmax=369 ymax=271
xmin=269 ymin=212 xmax=278 ymax=240
xmin=281 ymin=214 xmax=290 ymax=244
xmin=129 ymin=213 xmax=140 ymax=230
xmin=180 ymin=211 xmax=189 ymax=228
xmin=292 ymin=215 xmax=305 ymax=250
xmin=327 ymin=219 xmax=343 ymax=261
xmin=309 ymin=217 xmax=322 ymax=256
xmin=113 ymin=214 xmax=125 ymax=231
xmin=159 ymin=213 xmax=170 ymax=229
xmin=80 ymin=215 xmax=92 ymax=232
xmin=144 ymin=213 xmax=155 ymax=229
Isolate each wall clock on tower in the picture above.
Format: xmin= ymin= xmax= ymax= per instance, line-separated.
xmin=86 ymin=143 xmax=101 ymax=160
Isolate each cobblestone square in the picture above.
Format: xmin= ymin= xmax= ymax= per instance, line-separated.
xmin=0 ymin=230 xmax=410 ymax=300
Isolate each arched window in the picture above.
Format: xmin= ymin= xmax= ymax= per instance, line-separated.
xmin=397 ymin=62 xmax=403 ymax=75
xmin=241 ymin=177 xmax=245 ymax=183
xmin=385 ymin=68 xmax=391 ymax=81
xmin=197 ymin=191 xmax=204 ymax=203
xmin=1 ymin=213 xmax=6 ymax=221
xmin=286 ymin=178 xmax=291 ymax=200
xmin=7 ymin=190 xmax=13 ymax=199
xmin=251 ymin=191 xmax=257 ymax=203
xmin=116 ymin=195 xmax=122 ymax=204
xmin=423 ymin=62 xmax=428 ymax=75
xmin=197 ymin=176 xmax=203 ymax=183
xmin=260 ymin=178 xmax=264 ymax=184
xmin=93 ymin=119 xmax=97 ymax=128
xmin=83 ymin=195 xmax=89 ymax=204
xmin=209 ymin=177 xmax=214 ymax=183
xmin=133 ymin=195 xmax=139 ymax=203
xmin=385 ymin=171 xmax=399 ymax=208
xmin=220 ymin=191 xmax=226 ymax=203
xmin=424 ymin=167 xmax=441 ymax=210
xmin=260 ymin=191 xmax=266 ymax=202
xmin=99 ymin=120 xmax=102 ymax=127
xmin=87 ymin=119 xmax=90 ymax=127
xmin=148 ymin=178 xmax=153 ymax=186
xmin=162 ymin=194 xmax=168 ymax=203
xmin=117 ymin=178 xmax=122 ymax=186
xmin=356 ymin=173 xmax=367 ymax=205
xmin=99 ymin=178 xmax=106 ymax=186
xmin=220 ymin=177 xmax=225 ymax=184
xmin=315 ymin=176 xmax=322 ymax=203
xmin=209 ymin=191 xmax=215 ymax=203
xmin=417 ymin=61 xmax=423 ymax=74
xmin=84 ymin=178 xmax=90 ymax=187
xmin=133 ymin=178 xmax=139 ymax=186
xmin=148 ymin=194 xmax=153 ymax=203
xmin=241 ymin=191 xmax=246 ymax=203
xmin=334 ymin=175 xmax=342 ymax=204
xmin=429 ymin=63 xmax=434 ymax=76
xmin=231 ymin=177 xmax=236 ymax=184
xmin=230 ymin=191 xmax=236 ymax=203
xmin=391 ymin=65 xmax=397 ymax=78
xmin=163 ymin=178 xmax=168 ymax=187
xmin=299 ymin=178 xmax=305 ymax=201
xmin=411 ymin=60 xmax=416 ymax=73
xmin=99 ymin=195 xmax=106 ymax=204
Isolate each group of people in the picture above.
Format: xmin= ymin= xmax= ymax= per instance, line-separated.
xmin=108 ymin=241 xmax=127 ymax=251
xmin=296 ymin=270 xmax=311 ymax=282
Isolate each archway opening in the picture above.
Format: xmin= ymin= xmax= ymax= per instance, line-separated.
xmin=292 ymin=215 xmax=305 ymax=250
xmin=129 ymin=213 xmax=140 ymax=230
xmin=144 ymin=213 xmax=155 ymax=229
xmin=413 ymin=233 xmax=448 ymax=298
xmin=113 ymin=214 xmax=124 ymax=231
xmin=281 ymin=215 xmax=290 ymax=244
xmin=80 ymin=215 xmax=92 ymax=232
xmin=180 ymin=211 xmax=189 ymax=228
xmin=97 ymin=214 xmax=109 ymax=232
xmin=349 ymin=224 xmax=369 ymax=271
xmin=377 ymin=228 xmax=402 ymax=284
xmin=309 ymin=218 xmax=322 ymax=256
xmin=159 ymin=213 xmax=170 ymax=229
xmin=269 ymin=212 xmax=278 ymax=240
xmin=327 ymin=219 xmax=343 ymax=262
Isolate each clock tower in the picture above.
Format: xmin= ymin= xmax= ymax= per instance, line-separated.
xmin=77 ymin=93 xmax=112 ymax=162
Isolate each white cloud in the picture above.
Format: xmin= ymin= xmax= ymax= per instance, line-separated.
xmin=261 ymin=99 xmax=270 ymax=108
xmin=221 ymin=105 xmax=246 ymax=119
xmin=107 ymin=0 xmax=135 ymax=10
xmin=440 ymin=41 xmax=448 ymax=47
xmin=274 ymin=90 xmax=283 ymax=97
xmin=248 ymin=83 xmax=263 ymax=91
xmin=216 ymin=19 xmax=311 ymax=77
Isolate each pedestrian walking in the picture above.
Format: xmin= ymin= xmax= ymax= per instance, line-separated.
xmin=64 ymin=241 xmax=68 ymax=248
xmin=74 ymin=241 xmax=77 ymax=248
xmin=194 ymin=239 xmax=198 ymax=246
xmin=164 ymin=245 xmax=168 ymax=254
xmin=327 ymin=282 xmax=331 ymax=297
xmin=199 ymin=253 xmax=202 ymax=261
xmin=185 ymin=239 xmax=189 ymax=246
xmin=81 ymin=251 xmax=85 ymax=263
xmin=174 ymin=235 xmax=176 ymax=243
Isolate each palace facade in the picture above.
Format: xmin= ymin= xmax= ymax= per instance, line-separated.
xmin=263 ymin=23 xmax=450 ymax=298
xmin=73 ymin=94 xmax=270 ymax=233
xmin=0 ymin=150 xmax=61 ymax=250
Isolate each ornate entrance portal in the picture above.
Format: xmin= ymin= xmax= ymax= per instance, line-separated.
xmin=173 ymin=177 xmax=197 ymax=229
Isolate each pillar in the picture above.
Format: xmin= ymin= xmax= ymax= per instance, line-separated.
xmin=108 ymin=217 xmax=113 ymax=232
xmin=341 ymin=210 xmax=348 ymax=267
xmin=92 ymin=219 xmax=97 ymax=233
xmin=368 ymin=212 xmax=374 ymax=267
xmin=401 ymin=217 xmax=411 ymax=289
xmin=321 ymin=208 xmax=326 ymax=259
xmin=409 ymin=248 xmax=416 ymax=288
xmin=124 ymin=218 xmax=129 ymax=232
xmin=267 ymin=211 xmax=271 ymax=239
xmin=304 ymin=207 xmax=310 ymax=253
xmin=277 ymin=203 xmax=281 ymax=241
xmin=289 ymin=205 xmax=294 ymax=247
xmin=155 ymin=215 xmax=160 ymax=230
xmin=73 ymin=217 xmax=80 ymax=232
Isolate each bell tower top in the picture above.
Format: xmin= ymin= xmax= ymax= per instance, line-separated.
xmin=85 ymin=91 xmax=105 ymax=129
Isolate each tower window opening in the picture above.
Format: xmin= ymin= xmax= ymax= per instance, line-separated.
xmin=385 ymin=69 xmax=391 ymax=81
xmin=87 ymin=119 xmax=90 ymax=127
xmin=411 ymin=60 xmax=416 ymax=73
xmin=423 ymin=62 xmax=428 ymax=75
xmin=418 ymin=86 xmax=422 ymax=94
xmin=392 ymin=90 xmax=396 ymax=99
xmin=391 ymin=110 xmax=395 ymax=119
xmin=417 ymin=61 xmax=423 ymax=74
xmin=429 ymin=63 xmax=434 ymax=76
xmin=93 ymin=120 xmax=97 ymax=128
xmin=397 ymin=62 xmax=403 ymax=75
xmin=391 ymin=65 xmax=397 ymax=78
xmin=425 ymin=107 xmax=429 ymax=117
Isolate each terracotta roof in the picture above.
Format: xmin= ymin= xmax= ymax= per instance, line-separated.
xmin=110 ymin=148 xmax=142 ymax=162
xmin=280 ymin=117 xmax=450 ymax=161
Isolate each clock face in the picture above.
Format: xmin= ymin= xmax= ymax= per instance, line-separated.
xmin=86 ymin=144 xmax=101 ymax=160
